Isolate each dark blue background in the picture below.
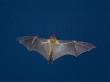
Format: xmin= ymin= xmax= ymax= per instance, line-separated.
xmin=0 ymin=0 xmax=110 ymax=82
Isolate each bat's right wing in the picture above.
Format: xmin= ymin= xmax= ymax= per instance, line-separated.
xmin=53 ymin=40 xmax=96 ymax=61
xmin=17 ymin=36 xmax=49 ymax=60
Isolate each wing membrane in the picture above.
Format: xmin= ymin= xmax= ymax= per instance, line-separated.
xmin=17 ymin=36 xmax=49 ymax=60
xmin=53 ymin=40 xmax=95 ymax=61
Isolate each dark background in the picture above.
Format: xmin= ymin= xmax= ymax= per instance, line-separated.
xmin=0 ymin=0 xmax=110 ymax=82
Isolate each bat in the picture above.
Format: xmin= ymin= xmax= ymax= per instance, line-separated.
xmin=17 ymin=35 xmax=96 ymax=63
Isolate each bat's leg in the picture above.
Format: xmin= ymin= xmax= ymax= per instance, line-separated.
xmin=48 ymin=48 xmax=53 ymax=64
xmin=48 ymin=54 xmax=53 ymax=64
xmin=48 ymin=59 xmax=53 ymax=64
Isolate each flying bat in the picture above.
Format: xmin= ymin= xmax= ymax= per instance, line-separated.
xmin=17 ymin=35 xmax=96 ymax=63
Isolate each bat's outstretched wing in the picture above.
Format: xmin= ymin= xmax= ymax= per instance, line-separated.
xmin=17 ymin=36 xmax=49 ymax=60
xmin=53 ymin=40 xmax=96 ymax=61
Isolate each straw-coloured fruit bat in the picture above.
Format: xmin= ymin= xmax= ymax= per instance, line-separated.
xmin=17 ymin=35 xmax=96 ymax=63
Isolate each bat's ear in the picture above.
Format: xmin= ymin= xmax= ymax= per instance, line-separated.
xmin=50 ymin=34 xmax=56 ymax=39
xmin=52 ymin=34 xmax=55 ymax=36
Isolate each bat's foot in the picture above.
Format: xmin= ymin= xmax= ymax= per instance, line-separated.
xmin=48 ymin=61 xmax=53 ymax=64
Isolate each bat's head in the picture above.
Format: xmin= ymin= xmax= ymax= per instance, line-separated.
xmin=49 ymin=34 xmax=57 ymax=44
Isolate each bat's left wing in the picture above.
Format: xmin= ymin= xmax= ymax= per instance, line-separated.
xmin=17 ymin=36 xmax=49 ymax=60
xmin=53 ymin=40 xmax=96 ymax=61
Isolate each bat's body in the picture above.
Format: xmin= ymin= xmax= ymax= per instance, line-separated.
xmin=17 ymin=35 xmax=96 ymax=63
xmin=45 ymin=36 xmax=60 ymax=63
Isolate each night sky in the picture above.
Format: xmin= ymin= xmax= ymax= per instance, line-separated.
xmin=0 ymin=0 xmax=110 ymax=82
